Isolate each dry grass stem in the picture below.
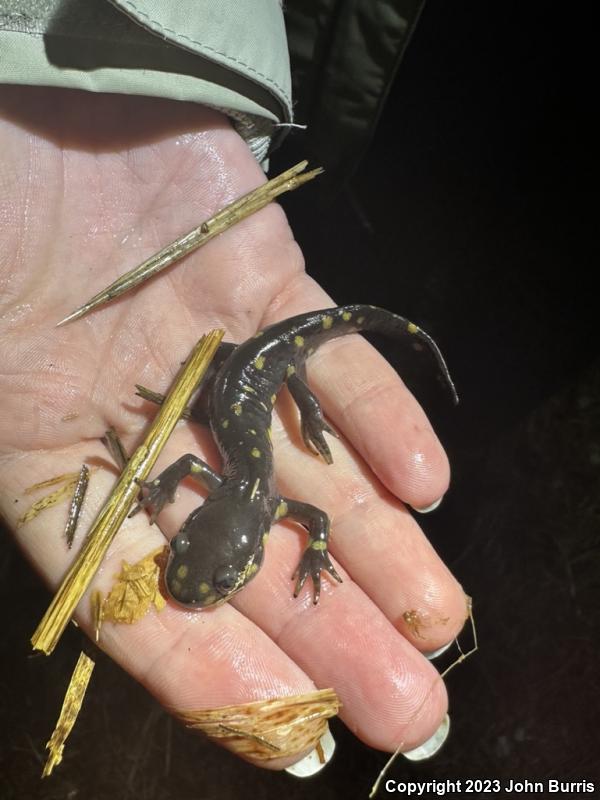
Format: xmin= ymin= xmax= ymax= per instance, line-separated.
xmin=57 ymin=161 xmax=323 ymax=326
xmin=31 ymin=329 xmax=224 ymax=655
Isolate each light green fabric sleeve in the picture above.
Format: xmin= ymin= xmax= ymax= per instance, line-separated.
xmin=0 ymin=0 xmax=292 ymax=163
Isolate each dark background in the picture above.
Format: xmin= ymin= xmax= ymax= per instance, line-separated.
xmin=2 ymin=1 xmax=597 ymax=798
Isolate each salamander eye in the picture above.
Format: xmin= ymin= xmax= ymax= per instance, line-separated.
xmin=213 ymin=567 xmax=238 ymax=596
xmin=171 ymin=533 xmax=190 ymax=555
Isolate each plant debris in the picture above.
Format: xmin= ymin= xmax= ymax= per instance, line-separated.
xmin=42 ymin=651 xmax=95 ymax=778
xmin=176 ymin=688 xmax=341 ymax=762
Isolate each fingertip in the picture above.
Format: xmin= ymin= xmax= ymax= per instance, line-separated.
xmin=373 ymin=425 xmax=451 ymax=511
xmin=399 ymin=582 xmax=471 ymax=654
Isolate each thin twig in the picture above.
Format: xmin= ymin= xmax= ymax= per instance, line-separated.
xmin=56 ymin=161 xmax=323 ymax=326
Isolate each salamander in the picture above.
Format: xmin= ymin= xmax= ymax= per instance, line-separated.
xmin=133 ymin=305 xmax=457 ymax=609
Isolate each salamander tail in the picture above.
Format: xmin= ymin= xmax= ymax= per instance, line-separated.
xmin=339 ymin=305 xmax=459 ymax=405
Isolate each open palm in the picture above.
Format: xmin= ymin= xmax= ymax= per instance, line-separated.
xmin=0 ymin=86 xmax=466 ymax=768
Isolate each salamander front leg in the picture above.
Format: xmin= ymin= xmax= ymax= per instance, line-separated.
xmin=130 ymin=455 xmax=223 ymax=524
xmin=286 ymin=370 xmax=339 ymax=464
xmin=276 ymin=497 xmax=342 ymax=603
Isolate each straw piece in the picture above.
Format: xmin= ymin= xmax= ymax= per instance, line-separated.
xmin=31 ymin=328 xmax=224 ymax=655
xmin=42 ymin=651 xmax=95 ymax=777
xmin=176 ymin=687 xmax=341 ymax=761
xmin=56 ymin=161 xmax=323 ymax=326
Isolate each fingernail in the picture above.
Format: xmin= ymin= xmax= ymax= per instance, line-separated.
xmin=410 ymin=497 xmax=443 ymax=514
xmin=285 ymin=726 xmax=335 ymax=777
xmin=402 ymin=714 xmax=450 ymax=761
xmin=424 ymin=640 xmax=454 ymax=661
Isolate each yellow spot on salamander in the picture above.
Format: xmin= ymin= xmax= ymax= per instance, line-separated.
xmin=243 ymin=384 xmax=256 ymax=394
xmin=407 ymin=322 xmax=419 ymax=334
xmin=170 ymin=579 xmax=182 ymax=594
xmin=266 ymin=426 xmax=272 ymax=442
xmin=248 ymin=428 xmax=257 ymax=435
xmin=254 ymin=355 xmax=265 ymax=370
xmin=221 ymin=419 xmax=229 ymax=429
xmin=231 ymin=402 xmax=242 ymax=416
xmin=254 ymin=331 xmax=263 ymax=338
xmin=271 ymin=394 xmax=277 ymax=405
xmin=250 ymin=477 xmax=260 ymax=500
xmin=357 ymin=316 xmax=365 ymax=324
xmin=251 ymin=447 xmax=261 ymax=458
xmin=342 ymin=311 xmax=352 ymax=321
xmin=311 ymin=540 xmax=327 ymax=551
xmin=294 ymin=335 xmax=304 ymax=347
xmin=198 ymin=581 xmax=210 ymax=595
xmin=190 ymin=462 xmax=202 ymax=474
xmin=275 ymin=500 xmax=288 ymax=520
xmin=248 ymin=563 xmax=259 ymax=575
xmin=176 ymin=564 xmax=188 ymax=580
xmin=286 ymin=364 xmax=296 ymax=377
xmin=262 ymin=531 xmax=269 ymax=546
xmin=322 ymin=315 xmax=333 ymax=330
xmin=202 ymin=594 xmax=217 ymax=605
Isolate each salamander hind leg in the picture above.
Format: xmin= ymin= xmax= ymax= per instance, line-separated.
xmin=276 ymin=497 xmax=342 ymax=604
xmin=286 ymin=370 xmax=339 ymax=464
xmin=130 ymin=454 xmax=223 ymax=524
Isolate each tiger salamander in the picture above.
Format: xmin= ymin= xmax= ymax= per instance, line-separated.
xmin=133 ymin=305 xmax=457 ymax=609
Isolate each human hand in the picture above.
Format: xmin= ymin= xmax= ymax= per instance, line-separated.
xmin=0 ymin=86 xmax=467 ymax=770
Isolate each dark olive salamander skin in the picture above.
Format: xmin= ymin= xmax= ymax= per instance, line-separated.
xmin=136 ymin=305 xmax=457 ymax=609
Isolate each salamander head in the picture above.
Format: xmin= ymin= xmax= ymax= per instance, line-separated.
xmin=164 ymin=500 xmax=266 ymax=609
